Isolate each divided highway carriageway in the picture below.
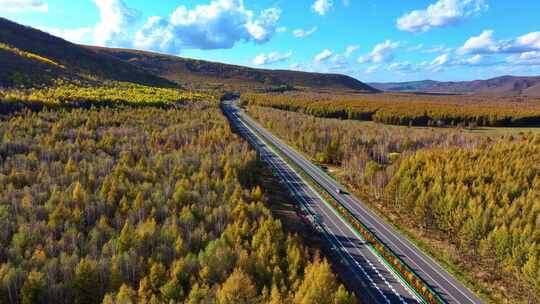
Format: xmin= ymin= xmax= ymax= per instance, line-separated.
xmin=222 ymin=100 xmax=483 ymax=304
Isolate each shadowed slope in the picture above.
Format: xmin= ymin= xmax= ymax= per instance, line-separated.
xmin=89 ymin=46 xmax=378 ymax=92
xmin=0 ymin=17 xmax=174 ymax=87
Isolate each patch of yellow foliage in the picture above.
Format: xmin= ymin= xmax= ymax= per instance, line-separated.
xmin=0 ymin=42 xmax=66 ymax=68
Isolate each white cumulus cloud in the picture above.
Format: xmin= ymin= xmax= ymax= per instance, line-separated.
xmin=135 ymin=0 xmax=281 ymax=53
xmin=397 ymin=0 xmax=488 ymax=33
xmin=293 ymin=26 xmax=317 ymax=38
xmin=311 ymin=0 xmax=333 ymax=16
xmin=328 ymin=46 xmax=359 ymax=68
xmin=428 ymin=54 xmax=451 ymax=72
xmin=388 ymin=61 xmax=415 ymax=72
xmin=314 ymin=49 xmax=333 ymax=62
xmin=458 ymin=30 xmax=500 ymax=54
xmin=431 ymin=54 xmax=449 ymax=66
xmin=0 ymin=0 xmax=48 ymax=12
xmin=42 ymin=27 xmax=94 ymax=44
xmin=246 ymin=7 xmax=281 ymax=42
xmin=93 ymin=0 xmax=140 ymax=47
xmin=39 ymin=0 xmax=138 ymax=47
xmin=507 ymin=51 xmax=540 ymax=66
xmin=33 ymin=0 xmax=284 ymax=52
xmin=364 ymin=65 xmax=380 ymax=74
xmin=459 ymin=30 xmax=540 ymax=54
xmin=466 ymin=54 xmax=483 ymax=64
xmin=507 ymin=31 xmax=540 ymax=53
xmin=358 ymin=40 xmax=401 ymax=63
xmin=253 ymin=51 xmax=292 ymax=65
xmin=345 ymin=45 xmax=359 ymax=57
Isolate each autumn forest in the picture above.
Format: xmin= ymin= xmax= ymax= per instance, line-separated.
xmin=244 ymin=103 xmax=540 ymax=303
xmin=0 ymin=94 xmax=356 ymax=304
xmin=2 ymin=14 xmax=540 ymax=304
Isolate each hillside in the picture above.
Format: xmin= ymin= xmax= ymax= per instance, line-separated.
xmin=0 ymin=18 xmax=175 ymax=87
xmin=370 ymin=75 xmax=540 ymax=97
xmin=524 ymin=82 xmax=540 ymax=97
xmin=89 ymin=46 xmax=377 ymax=92
xmin=0 ymin=17 xmax=376 ymax=93
xmin=0 ymin=17 xmax=359 ymax=304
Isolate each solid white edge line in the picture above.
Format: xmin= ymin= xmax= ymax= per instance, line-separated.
xmin=238 ymin=105 xmax=479 ymax=304
xmin=230 ymin=105 xmax=420 ymax=304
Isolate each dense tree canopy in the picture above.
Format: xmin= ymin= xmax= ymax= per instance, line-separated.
xmin=0 ymin=97 xmax=355 ymax=303
xmin=0 ymin=82 xmax=208 ymax=114
xmin=247 ymin=105 xmax=540 ymax=303
xmin=242 ymin=92 xmax=540 ymax=127
xmin=387 ymin=138 xmax=540 ymax=302
xmin=247 ymin=105 xmax=490 ymax=199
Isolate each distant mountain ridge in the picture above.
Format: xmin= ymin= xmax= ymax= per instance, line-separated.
xmin=0 ymin=17 xmax=377 ymax=92
xmin=369 ymin=75 xmax=540 ymax=97
xmin=88 ymin=47 xmax=377 ymax=92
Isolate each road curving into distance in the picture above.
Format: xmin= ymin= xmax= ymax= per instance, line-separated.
xmin=222 ymin=99 xmax=484 ymax=304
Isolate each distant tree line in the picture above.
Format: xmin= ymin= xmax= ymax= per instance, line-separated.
xmin=242 ymin=92 xmax=540 ymax=127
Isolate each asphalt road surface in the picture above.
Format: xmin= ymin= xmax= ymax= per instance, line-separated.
xmin=223 ymin=100 xmax=421 ymax=304
xmin=222 ymin=100 xmax=484 ymax=304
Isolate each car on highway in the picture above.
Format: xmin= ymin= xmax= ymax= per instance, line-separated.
xmin=336 ymin=188 xmax=345 ymax=194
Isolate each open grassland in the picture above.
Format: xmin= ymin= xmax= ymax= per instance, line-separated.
xmin=246 ymin=105 xmax=540 ymax=303
xmin=242 ymin=91 xmax=540 ymax=127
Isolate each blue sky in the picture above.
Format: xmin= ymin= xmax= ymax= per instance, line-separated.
xmin=1 ymin=0 xmax=540 ymax=82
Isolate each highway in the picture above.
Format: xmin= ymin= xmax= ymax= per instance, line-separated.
xmin=222 ymin=100 xmax=484 ymax=304
xmin=223 ymin=100 xmax=420 ymax=304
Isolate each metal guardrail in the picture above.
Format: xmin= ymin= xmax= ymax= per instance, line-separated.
xmin=310 ymin=179 xmax=446 ymax=304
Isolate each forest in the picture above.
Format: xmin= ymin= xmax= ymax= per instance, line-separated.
xmin=0 ymin=82 xmax=209 ymax=112
xmin=246 ymin=105 xmax=540 ymax=303
xmin=0 ymin=91 xmax=356 ymax=303
xmin=242 ymin=92 xmax=540 ymax=127
xmin=6 ymin=12 xmax=540 ymax=303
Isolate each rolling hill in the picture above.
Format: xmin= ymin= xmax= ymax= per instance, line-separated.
xmin=524 ymin=82 xmax=540 ymax=97
xmin=88 ymin=46 xmax=377 ymax=92
xmin=369 ymin=75 xmax=540 ymax=97
xmin=0 ymin=17 xmax=376 ymax=93
xmin=0 ymin=17 xmax=174 ymax=87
